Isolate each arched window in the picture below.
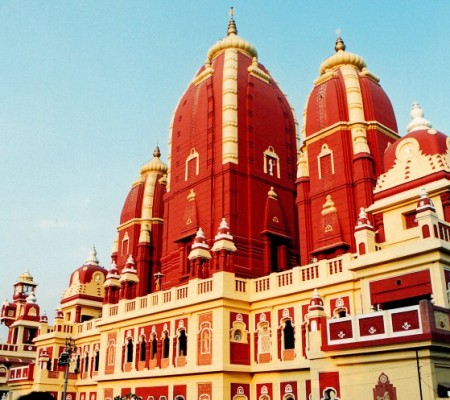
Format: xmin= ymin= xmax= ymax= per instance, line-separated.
xmin=83 ymin=352 xmax=89 ymax=372
xmin=257 ymin=322 xmax=271 ymax=355
xmin=126 ymin=338 xmax=133 ymax=363
xmin=151 ymin=334 xmax=158 ymax=359
xmin=75 ymin=355 xmax=80 ymax=372
xmin=321 ymin=388 xmax=339 ymax=400
xmin=185 ymin=148 xmax=200 ymax=181
xmin=317 ymin=144 xmax=334 ymax=179
xmin=107 ymin=340 xmax=115 ymax=366
xmin=122 ymin=232 xmax=130 ymax=256
xmin=162 ymin=332 xmax=170 ymax=359
xmin=283 ymin=319 xmax=295 ymax=350
xmin=200 ymin=325 xmax=212 ymax=354
xmin=263 ymin=146 xmax=281 ymax=178
xmin=178 ymin=329 xmax=187 ymax=356
xmin=140 ymin=338 xmax=146 ymax=362
xmin=94 ymin=350 xmax=100 ymax=372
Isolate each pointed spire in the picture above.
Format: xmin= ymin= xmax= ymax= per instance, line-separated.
xmin=416 ymin=188 xmax=436 ymax=213
xmin=268 ymin=186 xmax=278 ymax=199
xmin=188 ymin=227 xmax=212 ymax=260
xmin=125 ymin=254 xmax=136 ymax=267
xmin=335 ymin=29 xmax=346 ymax=52
xmin=187 ymin=188 xmax=196 ymax=201
xmin=140 ymin=145 xmax=168 ymax=175
xmin=84 ymin=245 xmax=99 ymax=265
xmin=40 ymin=312 xmax=48 ymax=324
xmin=211 ymin=218 xmax=237 ymax=253
xmin=308 ymin=288 xmax=325 ymax=312
xmin=192 ymin=227 xmax=208 ymax=249
xmin=227 ymin=7 xmax=237 ymax=36
xmin=215 ymin=218 xmax=232 ymax=239
xmin=407 ymin=102 xmax=432 ymax=133
xmin=106 ymin=261 xmax=120 ymax=280
xmin=153 ymin=146 xmax=161 ymax=158
xmin=321 ymin=194 xmax=337 ymax=215
xmin=120 ymin=255 xmax=139 ymax=283
xmin=355 ymin=207 xmax=373 ymax=231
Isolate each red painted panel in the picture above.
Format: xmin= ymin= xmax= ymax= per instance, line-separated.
xmin=256 ymin=383 xmax=272 ymax=398
xmin=391 ymin=309 xmax=420 ymax=332
xmin=328 ymin=320 xmax=353 ymax=341
xmin=329 ymin=296 xmax=350 ymax=316
xmin=230 ymin=342 xmax=250 ymax=365
xmin=280 ymin=381 xmax=297 ymax=399
xmin=173 ymin=385 xmax=186 ymax=399
xmin=370 ymin=269 xmax=431 ymax=305
xmin=277 ymin=307 xmax=294 ymax=324
xmin=136 ymin=386 xmax=168 ymax=399
xmin=305 ymin=380 xmax=311 ymax=400
xmin=358 ymin=315 xmax=385 ymax=336
xmin=318 ymin=371 xmax=340 ymax=399
xmin=230 ymin=383 xmax=250 ymax=400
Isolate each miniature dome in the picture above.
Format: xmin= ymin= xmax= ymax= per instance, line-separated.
xmin=355 ymin=207 xmax=373 ymax=231
xmin=17 ymin=269 xmax=34 ymax=284
xmin=377 ymin=103 xmax=450 ymax=194
xmin=416 ymin=189 xmax=436 ymax=213
xmin=308 ymin=289 xmax=324 ymax=312
xmin=139 ymin=146 xmax=169 ymax=176
xmin=61 ymin=246 xmax=107 ymax=303
xmin=304 ymin=36 xmax=397 ymax=138
xmin=120 ymin=146 xmax=168 ymax=225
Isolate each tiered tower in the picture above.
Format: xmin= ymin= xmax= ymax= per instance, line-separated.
xmin=296 ymin=35 xmax=400 ymax=264
xmin=160 ymin=11 xmax=299 ymax=287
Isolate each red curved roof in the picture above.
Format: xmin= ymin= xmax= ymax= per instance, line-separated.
xmin=70 ymin=264 xmax=107 ymax=285
xmin=120 ymin=183 xmax=144 ymax=224
xmin=384 ymin=128 xmax=448 ymax=171
xmin=360 ymin=77 xmax=397 ymax=131
xmin=305 ymin=71 xmax=348 ymax=135
xmin=304 ymin=69 xmax=397 ymax=137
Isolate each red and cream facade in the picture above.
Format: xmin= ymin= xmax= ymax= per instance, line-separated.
xmin=1 ymin=13 xmax=450 ymax=400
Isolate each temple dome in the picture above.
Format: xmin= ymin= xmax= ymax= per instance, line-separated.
xmin=17 ymin=269 xmax=34 ymax=284
xmin=303 ymin=35 xmax=397 ymax=138
xmin=61 ymin=246 xmax=107 ymax=303
xmin=376 ymin=103 xmax=450 ymax=194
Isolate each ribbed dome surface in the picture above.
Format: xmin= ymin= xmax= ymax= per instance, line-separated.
xmin=304 ymin=37 xmax=397 ymax=137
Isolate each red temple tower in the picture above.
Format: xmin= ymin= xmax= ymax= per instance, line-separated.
xmin=296 ymin=36 xmax=400 ymax=265
xmin=160 ymin=12 xmax=299 ymax=287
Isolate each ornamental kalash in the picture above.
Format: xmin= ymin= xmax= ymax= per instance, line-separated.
xmin=1 ymin=10 xmax=450 ymax=400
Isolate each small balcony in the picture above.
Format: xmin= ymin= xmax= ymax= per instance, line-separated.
xmin=7 ymin=364 xmax=34 ymax=383
xmin=323 ymin=300 xmax=450 ymax=350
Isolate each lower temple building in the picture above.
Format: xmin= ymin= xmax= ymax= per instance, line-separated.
xmin=1 ymin=11 xmax=450 ymax=400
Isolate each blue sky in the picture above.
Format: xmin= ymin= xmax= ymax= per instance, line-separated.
xmin=0 ymin=1 xmax=448 ymax=337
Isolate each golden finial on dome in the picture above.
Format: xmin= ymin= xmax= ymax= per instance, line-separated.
xmin=227 ymin=6 xmax=237 ymax=36
xmin=335 ymin=29 xmax=346 ymax=52
xmin=153 ymin=146 xmax=161 ymax=158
